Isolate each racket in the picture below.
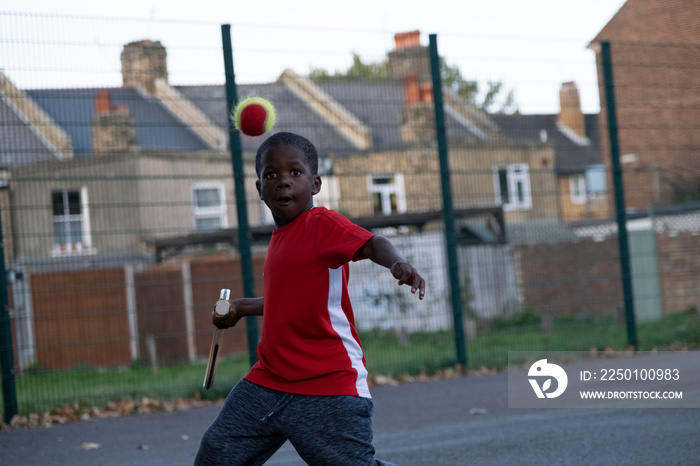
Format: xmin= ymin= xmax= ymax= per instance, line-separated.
xmin=203 ymin=288 xmax=231 ymax=390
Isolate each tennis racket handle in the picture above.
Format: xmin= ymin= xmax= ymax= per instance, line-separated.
xmin=215 ymin=289 xmax=232 ymax=316
xmin=203 ymin=289 xmax=231 ymax=389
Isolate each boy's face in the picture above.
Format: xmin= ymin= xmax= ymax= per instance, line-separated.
xmin=256 ymin=143 xmax=321 ymax=228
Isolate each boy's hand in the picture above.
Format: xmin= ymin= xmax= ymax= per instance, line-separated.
xmin=212 ymin=300 xmax=243 ymax=329
xmin=390 ymin=261 xmax=426 ymax=300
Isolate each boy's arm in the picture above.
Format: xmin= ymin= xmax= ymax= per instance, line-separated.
xmin=355 ymin=235 xmax=426 ymax=300
xmin=212 ymin=297 xmax=264 ymax=329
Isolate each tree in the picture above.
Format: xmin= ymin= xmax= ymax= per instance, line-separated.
xmin=308 ymin=54 xmax=518 ymax=114
xmin=309 ymin=53 xmax=388 ymax=81
xmin=440 ymin=58 xmax=517 ymax=114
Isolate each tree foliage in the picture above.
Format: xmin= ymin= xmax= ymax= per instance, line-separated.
xmin=309 ymin=54 xmax=389 ymax=82
xmin=308 ymin=54 xmax=517 ymax=114
xmin=440 ymin=58 xmax=517 ymax=114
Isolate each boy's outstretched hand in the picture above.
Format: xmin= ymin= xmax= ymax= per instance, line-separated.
xmin=390 ymin=260 xmax=426 ymax=300
xmin=357 ymin=235 xmax=426 ymax=300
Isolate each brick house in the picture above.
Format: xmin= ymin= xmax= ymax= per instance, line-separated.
xmin=491 ymin=82 xmax=608 ymax=222
xmin=589 ymin=0 xmax=700 ymax=211
xmin=4 ymin=41 xmax=252 ymax=271
xmin=317 ymin=31 xmax=605 ymax=223
xmin=3 ymin=32 xmax=610 ymax=273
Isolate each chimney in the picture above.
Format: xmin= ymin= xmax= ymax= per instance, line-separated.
xmin=121 ymin=40 xmax=168 ymax=94
xmin=400 ymin=103 xmax=435 ymax=142
xmin=557 ymin=81 xmax=586 ymax=138
xmin=403 ymin=73 xmax=420 ymax=103
xmin=94 ymin=91 xmax=110 ymax=113
xmin=91 ymin=92 xmax=135 ymax=155
xmin=388 ymin=30 xmax=431 ymax=81
xmin=419 ymin=83 xmax=433 ymax=102
xmin=400 ymin=76 xmax=435 ymax=142
xmin=394 ymin=30 xmax=421 ymax=50
xmin=392 ymin=30 xmax=435 ymax=142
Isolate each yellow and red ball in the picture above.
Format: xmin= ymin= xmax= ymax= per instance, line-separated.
xmin=232 ymin=97 xmax=276 ymax=137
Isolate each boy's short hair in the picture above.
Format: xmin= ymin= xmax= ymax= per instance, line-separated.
xmin=255 ymin=132 xmax=319 ymax=178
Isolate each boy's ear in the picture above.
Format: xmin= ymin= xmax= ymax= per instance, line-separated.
xmin=255 ymin=179 xmax=262 ymax=199
xmin=312 ymin=175 xmax=322 ymax=195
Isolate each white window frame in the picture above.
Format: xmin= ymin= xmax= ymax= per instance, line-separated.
xmin=191 ymin=182 xmax=228 ymax=231
xmin=367 ymin=173 xmax=407 ymax=216
xmin=51 ymin=187 xmax=94 ymax=256
xmin=493 ymin=164 xmax=532 ymax=211
xmin=569 ymin=174 xmax=587 ymax=205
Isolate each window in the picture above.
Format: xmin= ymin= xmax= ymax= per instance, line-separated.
xmin=566 ymin=166 xmax=608 ymax=207
xmin=52 ymin=187 xmax=92 ymax=254
xmin=585 ymin=164 xmax=607 ymax=197
xmin=493 ymin=164 xmax=532 ymax=211
xmin=191 ymin=183 xmax=227 ymax=231
xmin=367 ymin=173 xmax=406 ymax=215
xmin=569 ymin=174 xmax=587 ymax=205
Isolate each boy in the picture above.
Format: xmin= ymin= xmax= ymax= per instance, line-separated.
xmin=195 ymin=132 xmax=425 ymax=465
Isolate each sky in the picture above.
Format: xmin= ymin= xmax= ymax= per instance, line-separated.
xmin=2 ymin=0 xmax=628 ymax=114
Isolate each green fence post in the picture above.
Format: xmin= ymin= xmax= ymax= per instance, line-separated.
xmin=221 ymin=24 xmax=259 ymax=366
xmin=0 ymin=208 xmax=18 ymax=422
xmin=601 ymin=41 xmax=638 ymax=350
xmin=429 ymin=34 xmax=467 ymax=368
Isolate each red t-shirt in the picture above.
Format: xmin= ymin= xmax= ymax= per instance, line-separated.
xmin=245 ymin=207 xmax=375 ymax=398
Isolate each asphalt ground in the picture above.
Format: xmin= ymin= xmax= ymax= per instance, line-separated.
xmin=1 ymin=357 xmax=699 ymax=465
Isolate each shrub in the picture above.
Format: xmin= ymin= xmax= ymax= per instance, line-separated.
xmin=491 ymin=309 xmax=541 ymax=330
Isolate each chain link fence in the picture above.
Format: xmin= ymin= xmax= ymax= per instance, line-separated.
xmin=1 ymin=12 xmax=699 ymax=422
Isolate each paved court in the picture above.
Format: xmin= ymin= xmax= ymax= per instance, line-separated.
xmin=1 ymin=357 xmax=699 ymax=465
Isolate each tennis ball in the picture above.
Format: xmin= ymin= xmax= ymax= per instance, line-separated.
xmin=232 ymin=97 xmax=276 ymax=136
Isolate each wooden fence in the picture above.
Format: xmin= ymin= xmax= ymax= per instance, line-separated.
xmin=12 ymin=254 xmax=265 ymax=371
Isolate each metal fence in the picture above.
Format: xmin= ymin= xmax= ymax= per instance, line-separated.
xmin=1 ymin=12 xmax=699 ymax=423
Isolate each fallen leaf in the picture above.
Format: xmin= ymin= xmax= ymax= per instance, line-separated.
xmin=81 ymin=442 xmax=101 ymax=450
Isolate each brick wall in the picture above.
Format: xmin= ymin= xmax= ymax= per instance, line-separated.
xmin=516 ymin=230 xmax=700 ymax=319
xmin=657 ymin=232 xmax=700 ymax=314
xmin=596 ymin=41 xmax=700 ymax=211
xmin=515 ymin=237 xmax=623 ymax=317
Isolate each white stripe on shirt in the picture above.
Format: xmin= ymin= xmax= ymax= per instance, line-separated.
xmin=326 ymin=266 xmax=371 ymax=398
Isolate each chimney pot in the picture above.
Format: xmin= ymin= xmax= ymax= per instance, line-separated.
xmin=94 ymin=91 xmax=111 ymax=114
xmin=394 ymin=30 xmax=421 ymax=50
xmin=419 ymin=83 xmax=433 ymax=102
xmin=403 ymin=73 xmax=421 ymax=104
